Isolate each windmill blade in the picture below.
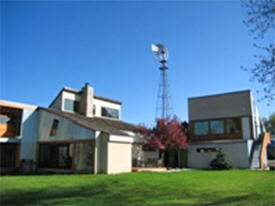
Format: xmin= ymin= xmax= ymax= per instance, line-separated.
xmin=151 ymin=44 xmax=159 ymax=52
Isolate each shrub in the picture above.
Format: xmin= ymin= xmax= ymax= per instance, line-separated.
xmin=210 ymin=149 xmax=232 ymax=170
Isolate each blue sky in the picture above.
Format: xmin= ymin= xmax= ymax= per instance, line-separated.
xmin=1 ymin=1 xmax=274 ymax=125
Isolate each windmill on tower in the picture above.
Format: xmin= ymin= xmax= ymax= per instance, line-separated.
xmin=151 ymin=44 xmax=173 ymax=119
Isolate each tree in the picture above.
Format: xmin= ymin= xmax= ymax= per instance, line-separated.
xmin=263 ymin=113 xmax=275 ymax=136
xmin=210 ymin=149 xmax=232 ymax=170
xmin=241 ymin=0 xmax=275 ymax=104
xmin=242 ymin=0 xmax=275 ymax=39
xmin=139 ymin=117 xmax=188 ymax=166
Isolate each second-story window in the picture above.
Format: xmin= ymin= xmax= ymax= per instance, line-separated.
xmin=64 ymin=99 xmax=79 ymax=113
xmin=50 ymin=119 xmax=59 ymax=136
xmin=210 ymin=120 xmax=224 ymax=134
xmin=193 ymin=117 xmax=242 ymax=137
xmin=93 ymin=105 xmax=96 ymax=115
xmin=194 ymin=121 xmax=209 ymax=135
xmin=226 ymin=118 xmax=241 ymax=134
xmin=101 ymin=107 xmax=119 ymax=119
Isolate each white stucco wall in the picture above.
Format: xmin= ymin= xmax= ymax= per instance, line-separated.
xmin=62 ymin=91 xmax=81 ymax=111
xmin=38 ymin=110 xmax=95 ymax=142
xmin=93 ymin=98 xmax=121 ymax=120
xmin=188 ymin=140 xmax=251 ymax=169
xmin=96 ymin=133 xmax=133 ymax=174
xmin=50 ymin=89 xmax=122 ymax=120
xmin=242 ymin=117 xmax=251 ymax=140
xmin=20 ymin=109 xmax=38 ymax=161
xmin=107 ymin=141 xmax=132 ymax=174
xmin=96 ymin=132 xmax=109 ymax=174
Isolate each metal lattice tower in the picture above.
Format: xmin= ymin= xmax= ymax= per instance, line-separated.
xmin=152 ymin=44 xmax=173 ymax=119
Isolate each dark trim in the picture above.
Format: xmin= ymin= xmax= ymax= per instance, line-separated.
xmin=189 ymin=139 xmax=249 ymax=145
xmin=63 ymin=87 xmax=79 ymax=94
xmin=191 ymin=135 xmax=242 ymax=142
xmin=189 ymin=115 xmax=252 ymax=142
xmin=189 ymin=115 xmax=251 ymax=122
xmin=38 ymin=139 xmax=95 ymax=144
xmin=94 ymin=95 xmax=122 ymax=105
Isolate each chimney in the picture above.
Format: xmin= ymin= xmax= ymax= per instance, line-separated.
xmin=80 ymin=83 xmax=94 ymax=117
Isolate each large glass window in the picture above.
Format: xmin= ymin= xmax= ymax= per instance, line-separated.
xmin=210 ymin=120 xmax=224 ymax=134
xmin=226 ymin=118 xmax=241 ymax=134
xmin=64 ymin=99 xmax=79 ymax=112
xmin=38 ymin=144 xmax=72 ymax=169
xmin=101 ymin=107 xmax=119 ymax=119
xmin=74 ymin=142 xmax=94 ymax=172
xmin=194 ymin=121 xmax=209 ymax=135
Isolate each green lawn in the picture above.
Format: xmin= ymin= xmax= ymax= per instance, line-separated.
xmin=0 ymin=170 xmax=274 ymax=206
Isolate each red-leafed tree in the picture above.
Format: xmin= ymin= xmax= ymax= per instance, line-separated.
xmin=139 ymin=117 xmax=188 ymax=166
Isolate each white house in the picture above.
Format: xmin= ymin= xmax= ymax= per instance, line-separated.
xmin=0 ymin=83 xmax=139 ymax=174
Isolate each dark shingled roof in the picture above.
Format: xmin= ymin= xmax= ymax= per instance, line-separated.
xmin=38 ymin=107 xmax=138 ymax=136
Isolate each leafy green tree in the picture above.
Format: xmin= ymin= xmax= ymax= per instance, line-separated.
xmin=263 ymin=113 xmax=275 ymax=137
xmin=210 ymin=149 xmax=232 ymax=170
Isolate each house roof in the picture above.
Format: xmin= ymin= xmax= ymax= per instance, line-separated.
xmin=92 ymin=116 xmax=138 ymax=132
xmin=48 ymin=87 xmax=122 ymax=107
xmin=38 ymin=107 xmax=138 ymax=136
xmin=0 ymin=99 xmax=37 ymax=110
xmin=188 ymin=90 xmax=251 ymax=101
xmin=93 ymin=95 xmax=122 ymax=105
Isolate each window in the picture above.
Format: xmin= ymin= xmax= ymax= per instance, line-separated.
xmin=101 ymin=107 xmax=119 ymax=119
xmin=93 ymin=105 xmax=96 ymax=115
xmin=50 ymin=119 xmax=59 ymax=136
xmin=194 ymin=121 xmax=209 ymax=135
xmin=74 ymin=101 xmax=80 ymax=112
xmin=38 ymin=144 xmax=72 ymax=169
xmin=210 ymin=120 xmax=224 ymax=134
xmin=64 ymin=99 xmax=79 ymax=112
xmin=226 ymin=118 xmax=241 ymax=134
xmin=193 ymin=117 xmax=243 ymax=138
xmin=0 ymin=115 xmax=10 ymax=123
xmin=0 ymin=144 xmax=17 ymax=168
